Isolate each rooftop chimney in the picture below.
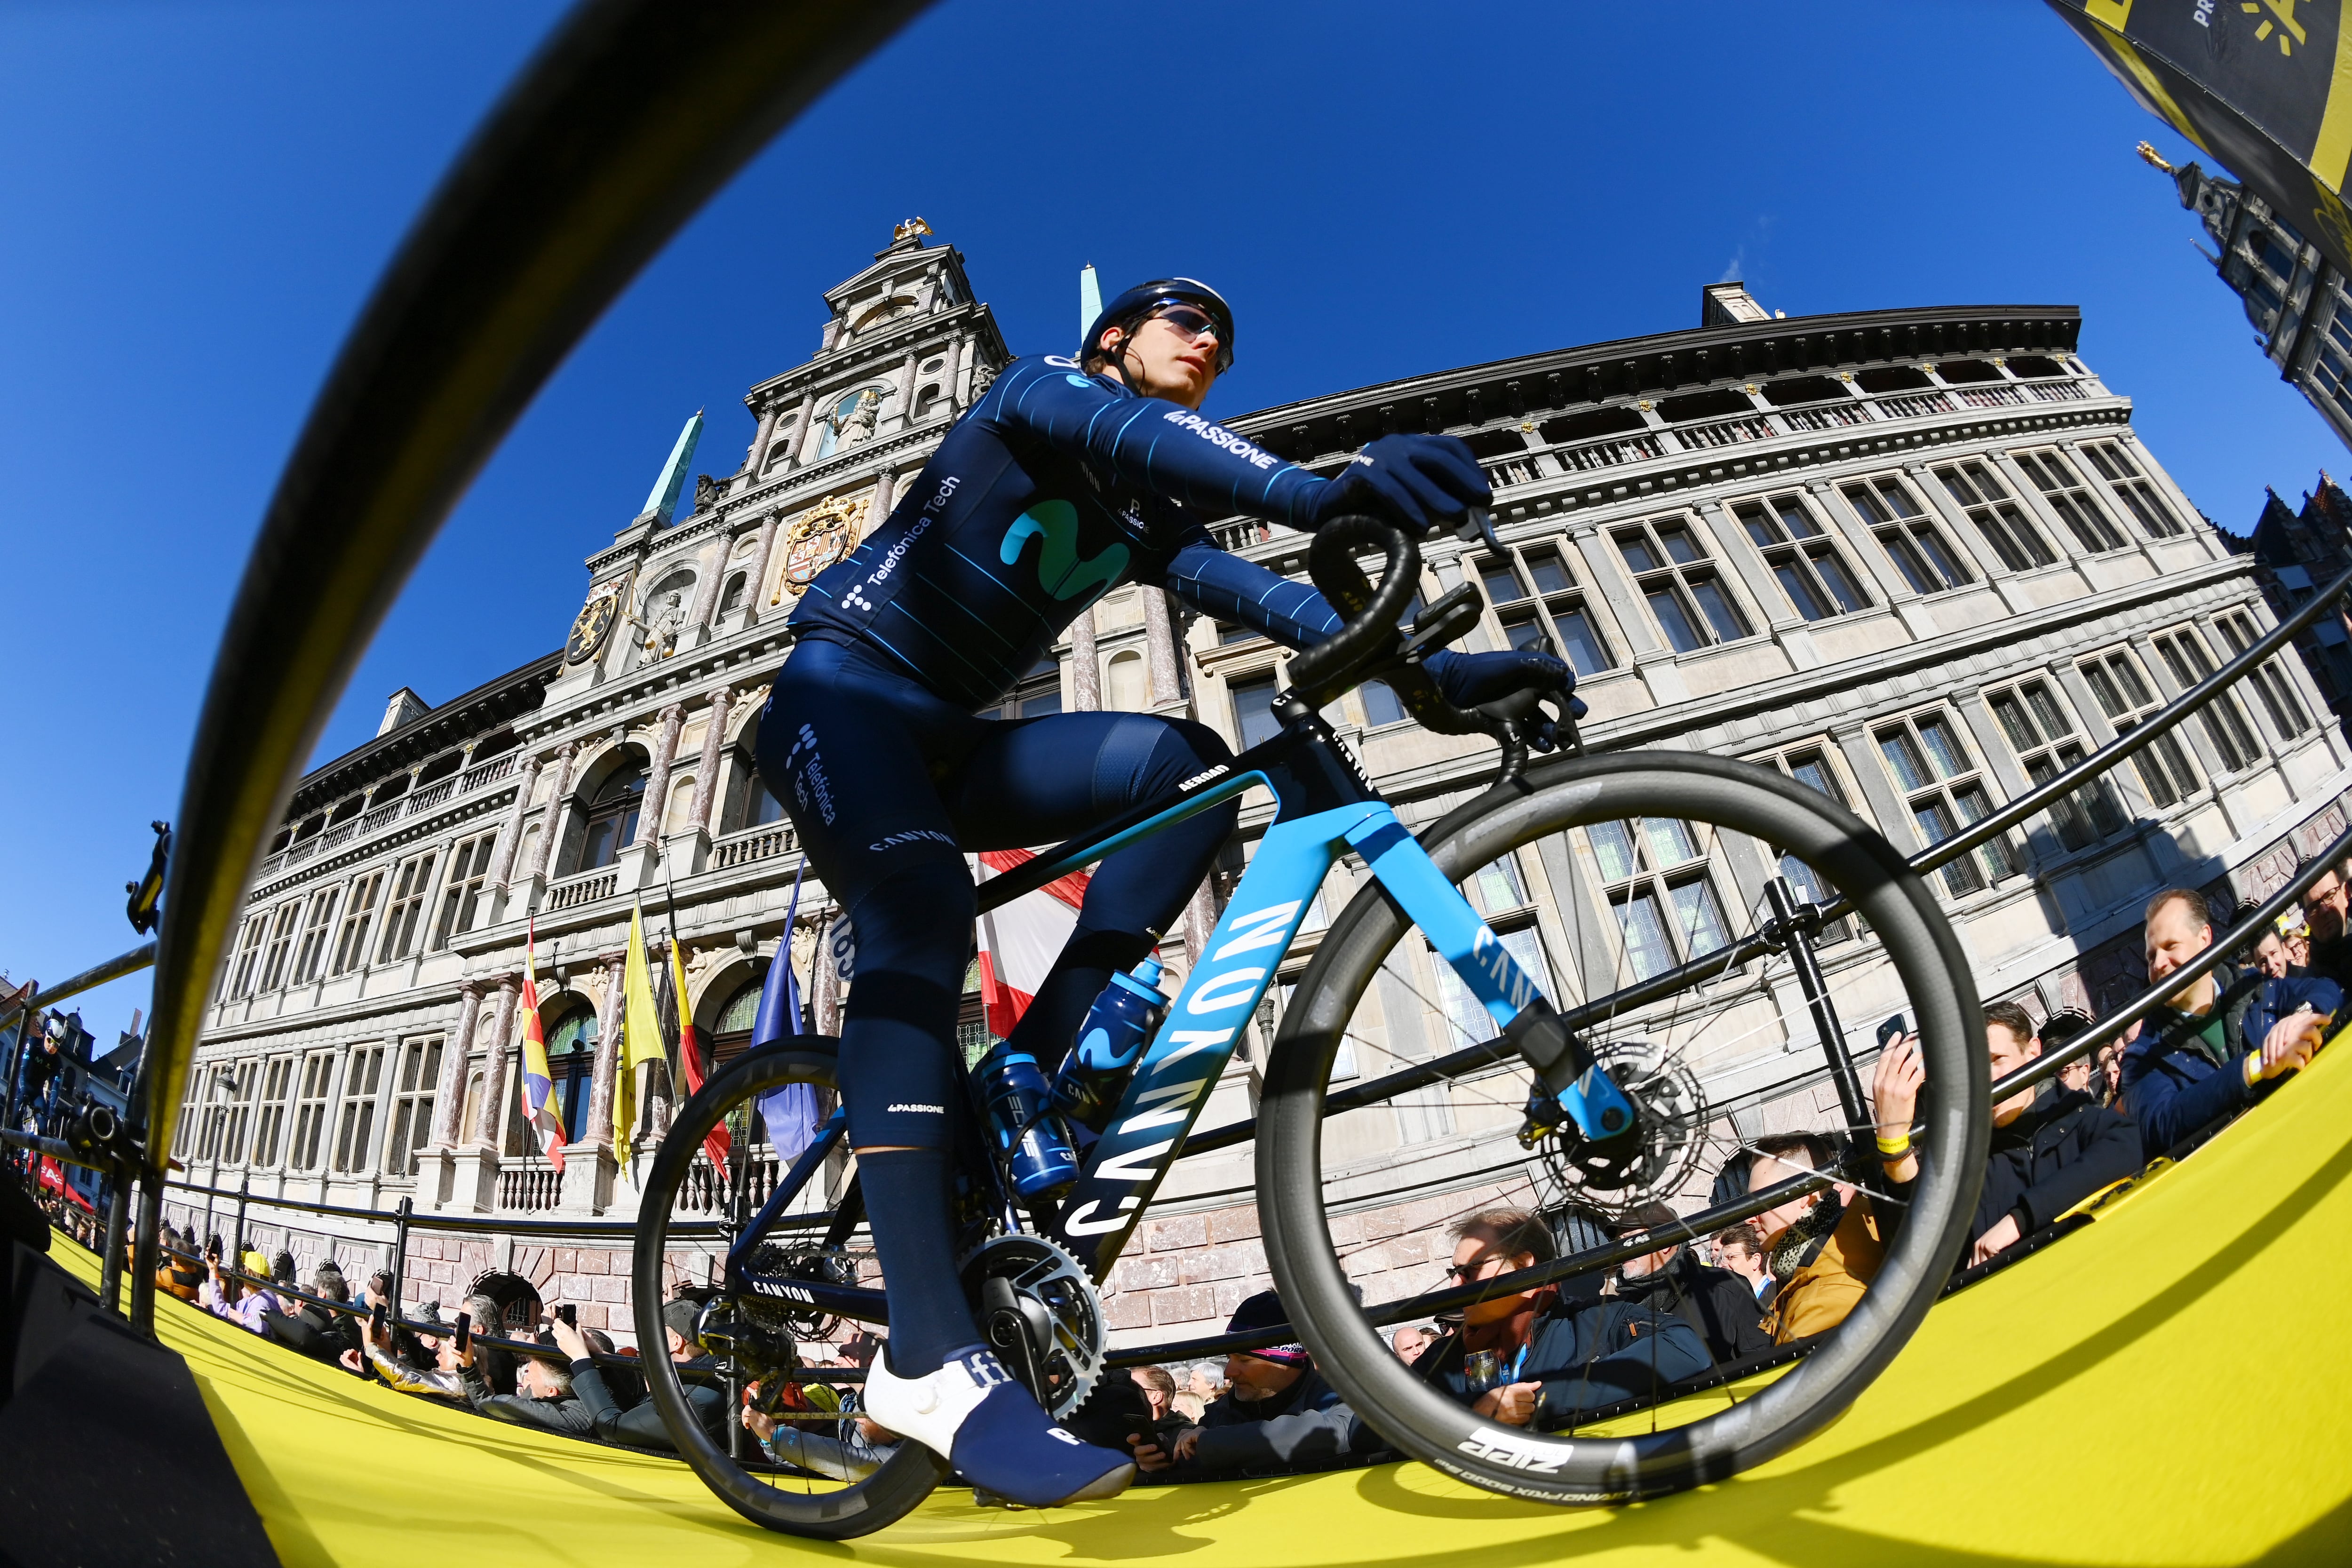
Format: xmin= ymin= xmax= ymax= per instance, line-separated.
xmin=1701 ymin=281 xmax=1773 ymax=327
xmin=379 ymin=688 xmax=430 ymax=736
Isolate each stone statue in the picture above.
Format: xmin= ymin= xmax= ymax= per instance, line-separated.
xmin=693 ymin=473 xmax=719 ymax=512
xmin=630 ymin=588 xmax=687 ymax=662
xmin=819 ymin=385 xmax=893 ymax=455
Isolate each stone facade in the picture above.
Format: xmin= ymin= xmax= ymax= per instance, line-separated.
xmin=169 ymin=235 xmax=2351 ymax=1352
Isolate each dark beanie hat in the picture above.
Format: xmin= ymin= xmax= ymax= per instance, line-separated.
xmin=661 ymin=1297 xmax=703 ymax=1346
xmin=1224 ymin=1289 xmax=1307 ymax=1367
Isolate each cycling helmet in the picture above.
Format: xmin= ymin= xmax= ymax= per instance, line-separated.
xmin=1080 ymin=277 xmax=1235 ymax=375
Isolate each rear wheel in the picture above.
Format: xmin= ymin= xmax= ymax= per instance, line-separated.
xmin=632 ymin=1040 xmax=946 ymax=1540
xmin=1259 ymin=752 xmax=1986 ymax=1503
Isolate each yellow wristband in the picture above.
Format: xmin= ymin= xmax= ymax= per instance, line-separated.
xmin=2244 ymin=1052 xmax=2262 ymax=1089
xmin=1875 ymin=1133 xmax=1912 ymax=1157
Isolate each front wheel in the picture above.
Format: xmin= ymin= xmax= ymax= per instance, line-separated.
xmin=1258 ymin=752 xmax=1986 ymax=1503
xmin=633 ymin=1040 xmax=948 ymax=1540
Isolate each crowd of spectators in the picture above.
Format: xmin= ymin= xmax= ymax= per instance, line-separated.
xmin=20 ymin=855 xmax=2337 ymax=1502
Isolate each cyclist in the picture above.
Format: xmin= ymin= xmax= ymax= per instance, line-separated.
xmin=760 ymin=277 xmax=1575 ymax=1506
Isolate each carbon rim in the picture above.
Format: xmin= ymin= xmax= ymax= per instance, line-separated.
xmin=1259 ymin=753 xmax=1986 ymax=1503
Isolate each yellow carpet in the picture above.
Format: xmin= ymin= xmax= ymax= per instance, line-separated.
xmin=56 ymin=1039 xmax=2352 ymax=1567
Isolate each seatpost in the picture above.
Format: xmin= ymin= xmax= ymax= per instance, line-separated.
xmin=1763 ymin=877 xmax=1871 ymax=1137
xmin=97 ymin=1154 xmax=132 ymax=1315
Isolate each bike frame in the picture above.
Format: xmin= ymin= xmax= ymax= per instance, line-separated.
xmin=727 ymin=701 xmax=1637 ymax=1314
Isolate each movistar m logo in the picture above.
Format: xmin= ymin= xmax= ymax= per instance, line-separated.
xmin=1001 ymin=500 xmax=1128 ymax=602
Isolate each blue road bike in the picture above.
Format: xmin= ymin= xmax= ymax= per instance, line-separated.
xmin=632 ymin=517 xmax=1986 ymax=1537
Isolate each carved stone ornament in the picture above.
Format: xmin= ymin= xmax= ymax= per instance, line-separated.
xmin=565 ymin=585 xmax=622 ymax=664
xmin=773 ymin=493 xmax=867 ymax=602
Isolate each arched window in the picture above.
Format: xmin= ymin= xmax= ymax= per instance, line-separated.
xmin=718 ymin=572 xmax=747 ymax=617
xmin=574 ymin=764 xmax=645 ymax=873
xmin=727 ymin=746 xmax=787 ymax=832
xmin=710 ymin=975 xmax=764 ymax=1068
xmin=543 ymin=1004 xmax=598 ymax=1147
xmin=914 ymin=384 xmax=945 ymax=423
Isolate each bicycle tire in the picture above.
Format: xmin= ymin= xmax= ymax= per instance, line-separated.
xmin=1258 ymin=751 xmax=1986 ymax=1504
xmin=633 ymin=1039 xmax=948 ymax=1539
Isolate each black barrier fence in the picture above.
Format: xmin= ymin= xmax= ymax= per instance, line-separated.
xmin=19 ymin=545 xmax=2352 ymax=1374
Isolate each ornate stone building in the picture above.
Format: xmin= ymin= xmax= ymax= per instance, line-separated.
xmin=169 ymin=231 xmax=2349 ymax=1351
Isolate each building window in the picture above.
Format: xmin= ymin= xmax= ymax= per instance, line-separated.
xmin=1614 ymin=517 xmax=1750 ymax=653
xmin=1232 ymin=675 xmax=1282 ymax=748
xmin=375 ymin=851 xmax=438 ymax=965
xmin=2079 ymin=649 xmax=2202 ymax=808
xmin=291 ymin=889 xmax=338 ymax=986
xmin=257 ymin=902 xmax=302 ymax=993
xmin=433 ymin=833 xmax=497 ymax=950
xmin=1986 ymin=680 xmax=2127 ymax=851
xmin=1584 ymin=818 xmax=1732 ymax=980
xmin=333 ymin=872 xmax=384 ymax=976
xmin=289 ymin=1052 xmax=335 ymax=1170
xmin=2012 ymin=450 xmax=2128 ymax=554
xmin=1728 ymin=493 xmax=1871 ymax=621
xmin=1360 ymin=677 xmax=1406 ymax=726
xmin=1751 ymin=744 xmax=1861 ymax=943
xmin=333 ymin=1044 xmax=390 ymax=1174
xmin=1933 ymin=461 xmax=2057 ymax=572
xmin=222 ymin=1059 xmax=259 ymax=1163
xmin=1005 ymin=656 xmax=1063 ymax=718
xmin=2214 ymin=607 xmax=2313 ymax=741
xmin=576 ymin=764 xmax=646 ymax=872
xmin=228 ymin=915 xmax=268 ymax=1000
xmin=718 ymin=572 xmax=748 ymax=618
xmin=251 ymin=1056 xmax=295 ymax=1168
xmin=1875 ymin=711 xmax=2015 ymax=897
xmin=1842 ymin=476 xmax=1973 ymax=594
xmin=545 ymin=1007 xmax=598 ymax=1141
xmin=2078 ymin=441 xmax=2184 ymax=537
xmin=2152 ymin=626 xmax=2263 ymax=773
xmin=1482 ymin=545 xmax=1615 ymax=675
xmin=382 ymin=1036 xmax=443 ymax=1178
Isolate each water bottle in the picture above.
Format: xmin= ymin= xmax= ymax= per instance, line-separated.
xmin=1049 ymin=958 xmax=1170 ymax=1130
xmin=974 ymin=1044 xmax=1079 ymax=1198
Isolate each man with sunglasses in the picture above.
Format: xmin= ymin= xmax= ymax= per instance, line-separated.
xmin=765 ymin=277 xmax=1578 ymax=1508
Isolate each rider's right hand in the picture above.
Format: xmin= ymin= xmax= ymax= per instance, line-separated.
xmin=1304 ymin=435 xmax=1491 ymax=536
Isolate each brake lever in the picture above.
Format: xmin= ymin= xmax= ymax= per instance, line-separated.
xmin=1454 ymin=507 xmax=1502 ymax=555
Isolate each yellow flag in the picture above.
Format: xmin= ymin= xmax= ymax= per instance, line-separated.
xmin=616 ymin=901 xmax=667 ymax=1178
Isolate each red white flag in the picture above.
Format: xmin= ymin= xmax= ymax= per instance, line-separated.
xmin=973 ymin=851 xmax=1091 ymax=1040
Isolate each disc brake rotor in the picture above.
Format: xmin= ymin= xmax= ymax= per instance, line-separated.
xmin=955 ymin=1233 xmax=1105 ymax=1420
xmin=1537 ymin=1037 xmax=1710 ymax=1221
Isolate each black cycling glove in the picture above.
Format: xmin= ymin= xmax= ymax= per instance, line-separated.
xmin=1303 ymin=435 xmax=1491 ymax=536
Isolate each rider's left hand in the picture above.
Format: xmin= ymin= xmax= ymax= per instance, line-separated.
xmin=1304 ymin=435 xmax=1491 ymax=536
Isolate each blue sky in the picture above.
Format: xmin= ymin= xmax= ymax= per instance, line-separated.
xmin=3 ymin=0 xmax=2342 ymax=1038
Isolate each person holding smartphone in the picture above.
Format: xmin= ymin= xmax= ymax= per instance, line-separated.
xmin=1873 ymin=1000 xmax=2144 ymax=1271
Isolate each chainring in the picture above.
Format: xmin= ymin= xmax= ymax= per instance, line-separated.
xmin=954 ymin=1233 xmax=1105 ymax=1421
xmin=1536 ymin=1036 xmax=1709 ymax=1221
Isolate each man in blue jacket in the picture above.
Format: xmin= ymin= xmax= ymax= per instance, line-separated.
xmin=2120 ymin=887 xmax=2336 ymax=1157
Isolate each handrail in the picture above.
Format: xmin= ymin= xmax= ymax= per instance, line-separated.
xmin=160 ymin=1174 xmax=831 ymax=1238
xmin=0 ymin=941 xmax=157 ymax=1029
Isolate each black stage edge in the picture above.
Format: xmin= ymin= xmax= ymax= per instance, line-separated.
xmin=1 ymin=1240 xmax=277 ymax=1567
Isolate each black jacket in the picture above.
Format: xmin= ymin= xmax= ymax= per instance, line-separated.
xmin=1179 ymin=1365 xmax=1375 ymax=1476
xmin=1892 ymin=1085 xmax=2143 ymax=1250
xmin=1416 ymin=1297 xmax=1710 ymax=1428
xmin=1613 ymin=1250 xmax=1773 ymax=1368
xmin=570 ymin=1358 xmax=725 ymax=1451
xmin=458 ymin=1358 xmax=595 ymax=1438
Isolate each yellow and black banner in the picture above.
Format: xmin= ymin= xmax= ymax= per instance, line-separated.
xmin=2050 ymin=0 xmax=2352 ymax=272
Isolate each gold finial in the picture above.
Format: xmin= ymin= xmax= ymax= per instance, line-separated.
xmin=893 ymin=216 xmax=934 ymax=242
xmin=2137 ymin=141 xmax=2175 ymax=174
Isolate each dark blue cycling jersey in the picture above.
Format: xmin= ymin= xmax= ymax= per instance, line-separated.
xmin=791 ymin=355 xmax=1346 ymax=708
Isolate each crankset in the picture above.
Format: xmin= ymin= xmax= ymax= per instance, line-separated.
xmin=955 ymin=1233 xmax=1105 ymax=1420
xmin=1532 ymin=1037 xmax=1710 ymax=1222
